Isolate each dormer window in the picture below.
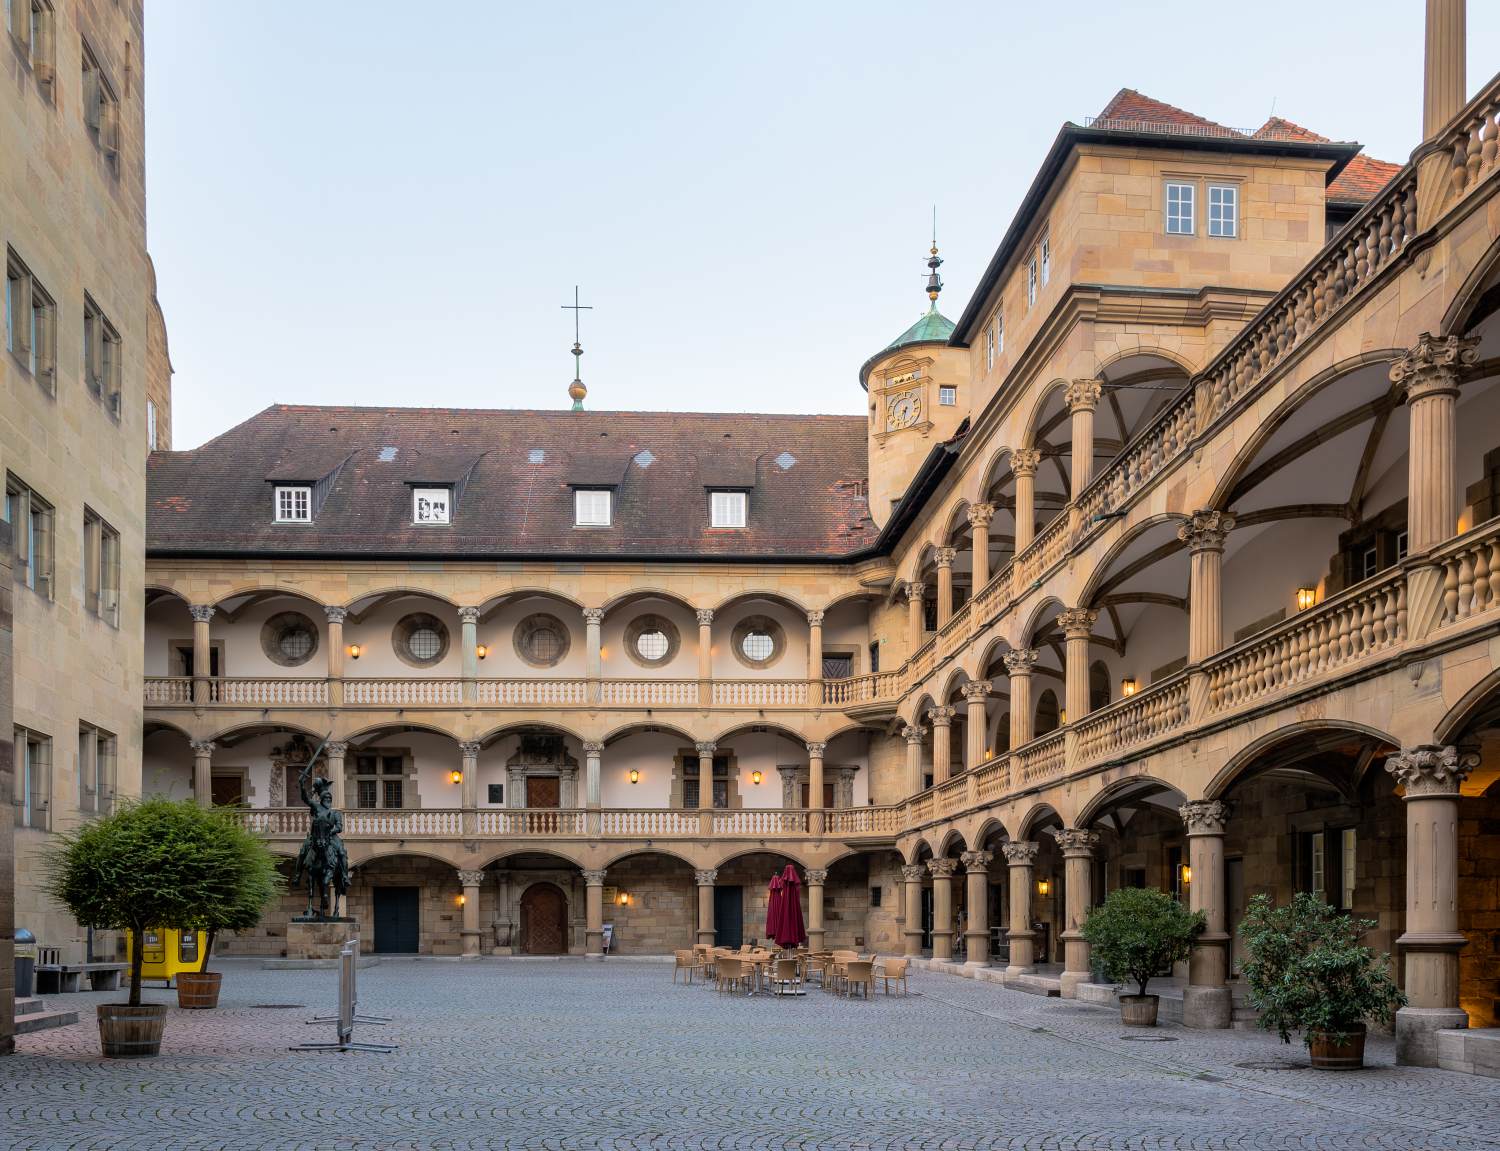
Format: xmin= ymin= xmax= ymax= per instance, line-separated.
xmin=710 ymin=490 xmax=747 ymax=528
xmin=574 ymin=488 xmax=612 ymax=527
xmin=412 ymin=487 xmax=451 ymax=525
xmin=274 ymin=486 xmax=311 ymax=523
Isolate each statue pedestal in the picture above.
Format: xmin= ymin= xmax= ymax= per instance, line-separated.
xmin=286 ymin=918 xmax=360 ymax=961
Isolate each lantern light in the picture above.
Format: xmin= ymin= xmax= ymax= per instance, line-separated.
xmin=1121 ymin=678 xmax=1138 ymax=697
xmin=450 ymin=769 xmax=463 ymax=785
xmin=1296 ymin=587 xmax=1316 ymax=612
xmin=1036 ymin=878 xmax=1051 ymax=897
xmin=476 ymin=643 xmax=489 ymax=660
xmin=1180 ymin=864 xmax=1192 ymax=885
xmin=751 ymin=770 xmax=763 ymax=785
xmin=629 ymin=768 xmax=640 ymax=784
xmin=457 ymin=894 xmax=466 ymax=906
xmin=347 ymin=643 xmax=361 ymax=660
xmin=617 ymin=891 xmax=630 ymax=906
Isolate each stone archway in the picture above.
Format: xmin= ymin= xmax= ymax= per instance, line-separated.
xmin=520 ymin=882 xmax=569 ymax=955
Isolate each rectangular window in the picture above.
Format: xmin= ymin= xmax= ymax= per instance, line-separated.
xmin=1360 ymin=544 xmax=1378 ymax=582
xmin=4 ymin=474 xmax=54 ymax=598
xmin=574 ymin=488 xmax=612 ymax=527
xmin=81 ymin=40 xmax=119 ymax=161
xmin=709 ymin=490 xmax=747 ymax=528
xmin=8 ymin=0 xmax=52 ymax=81
xmin=14 ymin=727 xmax=51 ymax=830
xmin=1395 ymin=529 xmax=1409 ymax=562
xmin=1339 ymin=828 xmax=1357 ymax=910
xmin=77 ymin=724 xmax=115 ymax=813
xmin=83 ymin=508 xmax=120 ymax=625
xmin=1308 ymin=830 xmax=1326 ymax=901
xmin=1166 ymin=182 xmax=1195 ymax=234
xmin=985 ymin=323 xmax=994 ymax=371
xmin=354 ymin=752 xmax=408 ymax=809
xmin=412 ymin=486 xmax=451 ymax=524
xmin=6 ymin=250 xmax=54 ymax=388
xmin=83 ymin=295 xmax=121 ymax=411
xmin=938 ymin=385 xmax=957 ymax=406
xmin=1039 ymin=232 xmax=1051 ymax=286
xmin=1026 ymin=255 xmax=1038 ymax=306
xmin=1208 ymin=185 xmax=1238 ymax=238
xmin=274 ymin=485 xmax=312 ymax=523
xmin=146 ymin=399 xmax=157 ymax=451
xmin=995 ymin=312 xmax=1003 ymax=355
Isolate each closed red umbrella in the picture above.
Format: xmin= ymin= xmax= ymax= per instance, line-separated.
xmin=765 ymin=873 xmax=784 ymax=941
xmin=774 ymin=863 xmax=807 ymax=948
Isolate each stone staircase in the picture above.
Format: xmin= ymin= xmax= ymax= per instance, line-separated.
xmin=14 ymin=996 xmax=79 ymax=1035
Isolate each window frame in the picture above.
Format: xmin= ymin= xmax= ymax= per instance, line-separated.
xmin=146 ymin=398 xmax=157 ymax=451
xmin=82 ymin=506 xmax=120 ymax=625
xmin=14 ymin=726 xmax=51 ymax=830
xmin=985 ymin=323 xmax=994 ymax=371
xmin=6 ymin=250 xmax=54 ymax=390
xmin=938 ymin=385 xmax=957 ymax=407
xmin=77 ymin=724 xmax=116 ymax=814
xmin=4 ymin=474 xmax=54 ymax=599
xmin=1025 ymin=254 xmax=1038 ymax=307
xmin=83 ymin=293 xmax=122 ymax=413
xmin=273 ymin=485 xmax=313 ymax=524
xmin=80 ymin=38 xmax=119 ymax=163
xmin=573 ymin=487 xmax=612 ymax=528
xmin=1207 ymin=184 xmax=1238 ymax=238
xmin=1039 ymin=231 xmax=1051 ymax=286
xmin=411 ymin=486 xmax=452 ymax=525
xmin=709 ymin=489 xmax=747 ymax=529
xmin=1165 ymin=181 xmax=1196 ymax=235
xmin=352 ymin=750 xmax=411 ymax=810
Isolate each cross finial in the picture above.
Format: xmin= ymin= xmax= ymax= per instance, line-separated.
xmin=925 ymin=207 xmax=943 ymax=310
xmin=562 ymin=285 xmax=593 ymax=411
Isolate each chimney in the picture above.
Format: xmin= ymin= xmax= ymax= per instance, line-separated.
xmin=1423 ymin=0 xmax=1466 ymax=139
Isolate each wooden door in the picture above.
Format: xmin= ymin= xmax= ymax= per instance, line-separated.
xmin=800 ymin=782 xmax=836 ymax=808
xmin=210 ymin=773 xmax=244 ymax=807
xmin=373 ymin=887 xmax=420 ymax=953
xmin=520 ymin=883 xmax=567 ymax=955
xmin=713 ymin=885 xmax=744 ymax=949
xmin=526 ymin=776 xmax=561 ymax=808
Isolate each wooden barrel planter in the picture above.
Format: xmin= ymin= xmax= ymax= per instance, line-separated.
xmin=176 ymin=971 xmax=222 ymax=1010
xmin=1308 ymin=1024 xmax=1367 ymax=1070
xmin=1118 ymin=994 xmax=1160 ymax=1027
xmin=97 ymin=1004 xmax=168 ymax=1057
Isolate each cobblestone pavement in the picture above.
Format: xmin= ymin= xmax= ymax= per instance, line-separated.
xmin=2 ymin=958 xmax=1499 ymax=1150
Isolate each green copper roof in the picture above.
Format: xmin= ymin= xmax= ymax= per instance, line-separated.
xmin=886 ymin=305 xmax=955 ymax=350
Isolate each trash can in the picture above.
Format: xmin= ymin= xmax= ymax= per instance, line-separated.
xmin=13 ymin=928 xmax=36 ymax=999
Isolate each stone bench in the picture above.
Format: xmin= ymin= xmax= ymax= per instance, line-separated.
xmin=1437 ymin=1029 xmax=1500 ymax=1078
xmin=35 ymin=962 xmax=127 ymax=994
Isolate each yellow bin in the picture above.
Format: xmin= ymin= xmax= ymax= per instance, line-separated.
xmin=125 ymin=928 xmax=205 ymax=986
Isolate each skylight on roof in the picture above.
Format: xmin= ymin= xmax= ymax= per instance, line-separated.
xmin=775 ymin=452 xmax=798 ymax=471
xmin=633 ymin=449 xmax=657 ymax=469
xmin=377 ymin=446 xmax=398 ymax=462
xmin=528 ymin=449 xmax=546 ymax=464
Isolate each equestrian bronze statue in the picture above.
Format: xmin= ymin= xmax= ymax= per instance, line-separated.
xmin=294 ymin=755 xmax=351 ymax=920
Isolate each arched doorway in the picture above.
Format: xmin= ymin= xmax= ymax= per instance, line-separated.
xmin=520 ymin=882 xmax=568 ymax=955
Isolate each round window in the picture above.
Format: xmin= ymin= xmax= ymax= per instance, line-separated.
xmin=259 ymin=611 xmax=320 ymax=668
xmin=730 ymin=614 xmax=785 ymax=669
xmin=624 ymin=613 xmax=680 ymax=668
xmin=514 ymin=613 xmax=572 ymax=668
xmin=740 ymin=630 xmax=774 ymax=663
xmin=393 ymin=613 xmax=450 ymax=668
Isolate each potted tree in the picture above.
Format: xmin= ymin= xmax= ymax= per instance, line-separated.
xmin=1239 ymin=892 xmax=1405 ymax=1069
xmin=1081 ymin=886 xmax=1204 ymax=1026
xmin=44 ymin=798 xmax=281 ymax=1056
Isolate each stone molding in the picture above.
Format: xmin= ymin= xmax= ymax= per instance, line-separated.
xmin=805 ymin=868 xmax=829 ymax=885
xmin=188 ymin=604 xmax=216 ymax=623
xmin=1001 ymin=841 xmax=1039 ymax=865
xmin=580 ymin=868 xmax=607 ymax=886
xmin=1179 ymin=800 xmax=1230 ymax=835
xmin=693 ymin=868 xmax=718 ymax=886
xmin=1010 ymin=447 xmax=1042 ymax=477
xmin=1057 ymin=608 xmax=1098 ymax=638
xmin=1065 ymin=378 xmax=1102 ymax=412
xmin=1386 ymin=743 xmax=1479 ymax=796
xmin=456 ymin=869 xmax=487 ymax=888
xmin=1003 ymin=648 xmax=1040 ymax=675
xmin=901 ymin=864 xmax=926 ymax=882
xmin=1390 ymin=332 xmax=1479 ymax=402
xmin=902 ymin=724 xmax=926 ymax=744
xmin=323 ymin=605 xmax=348 ymax=624
xmin=962 ymin=680 xmax=993 ymax=703
xmin=927 ymin=858 xmax=958 ymax=879
xmin=967 ymin=503 xmax=996 ymax=528
xmin=960 ymin=849 xmax=994 ymax=873
xmin=1177 ymin=509 xmax=1235 ymax=552
xmin=458 ymin=606 xmax=481 ymax=624
xmin=695 ymin=609 xmax=714 ymax=626
xmin=1052 ymin=828 xmax=1100 ymax=856
xmin=926 ymin=706 xmax=955 ymax=728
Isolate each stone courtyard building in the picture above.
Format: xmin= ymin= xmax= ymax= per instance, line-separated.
xmin=8 ymin=1 xmax=1500 ymax=1072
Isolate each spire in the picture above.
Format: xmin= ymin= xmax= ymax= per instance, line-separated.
xmin=925 ymin=206 xmax=943 ymax=311
xmin=562 ymin=286 xmax=592 ymax=411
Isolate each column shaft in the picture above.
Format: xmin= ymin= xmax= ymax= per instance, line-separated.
xmin=903 ymin=727 xmax=926 ymax=796
xmin=806 ymin=869 xmax=827 ymax=952
xmin=1004 ymin=843 xmax=1037 ymax=975
xmin=906 ymin=583 xmax=926 ymax=648
xmin=696 ymin=610 xmax=714 ymax=706
xmin=457 ymin=870 xmax=485 ymax=958
xmin=902 ymin=866 xmax=925 ymax=956
xmin=583 ymin=869 xmax=607 ymax=958
xmin=695 ymin=870 xmax=717 ymax=947
xmin=1057 ymin=831 xmax=1098 ymax=998
xmin=584 ymin=609 xmax=604 ymax=705
xmin=326 ymin=742 xmax=346 ymax=811
xmin=191 ymin=741 xmax=213 ymax=808
xmin=969 ymin=506 xmax=994 ymax=592
xmin=190 ymin=605 xmax=213 ymax=705
xmin=935 ymin=549 xmax=955 ymax=626
xmin=1180 ymin=801 xmax=1231 ymax=1028
xmin=807 ymin=742 xmax=826 ymax=835
xmin=929 ymin=712 xmax=952 ymax=785
xmin=929 ymin=861 xmax=956 ymax=961
xmin=963 ymin=852 xmax=993 ymax=966
xmin=1012 ymin=449 xmax=1040 ymax=552
xmin=807 ymin=611 xmax=824 ymax=707
xmin=325 ymin=608 xmax=345 ymax=707
xmin=965 ymin=688 xmax=988 ymax=770
xmin=1423 ymin=0 xmax=1467 ymax=139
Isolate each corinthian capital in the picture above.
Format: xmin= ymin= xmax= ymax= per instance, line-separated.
xmin=927 ymin=858 xmax=958 ymax=878
xmin=694 ymin=741 xmax=717 ymax=757
xmin=1179 ymin=800 xmax=1230 ymax=835
xmin=695 ymin=609 xmax=715 ymax=627
xmin=960 ymin=849 xmax=994 ymax=873
xmin=1390 ymin=333 xmax=1480 ymax=402
xmin=1177 ymin=509 xmax=1235 ymax=552
xmin=962 ymin=680 xmax=993 ymax=704
xmin=456 ymin=869 xmax=488 ymax=888
xmin=905 ymin=580 xmax=927 ymax=603
xmin=580 ymin=868 xmax=607 ymax=886
xmin=967 ymin=503 xmax=996 ymax=529
xmin=1052 ymin=828 xmax=1100 ymax=856
xmin=189 ymin=740 xmax=215 ymax=756
xmin=324 ymin=605 xmax=348 ymax=625
xmin=694 ymin=869 xmax=718 ymax=886
xmin=188 ymin=604 xmax=216 ymax=624
xmin=1057 ymin=608 xmax=1098 ymax=638
xmin=805 ymin=741 xmax=828 ymax=758
xmin=806 ymin=609 xmax=825 ymax=627
xmin=902 ymin=724 xmax=926 ymax=744
xmin=457 ymin=741 xmax=482 ymax=758
xmin=1386 ymin=744 xmax=1479 ymax=797
xmin=1065 ymin=378 xmax=1102 ymax=412
xmin=581 ymin=740 xmax=605 ymax=755
xmin=1003 ymin=647 xmax=1040 ymax=675
xmin=901 ymin=863 xmax=927 ymax=882
xmin=583 ymin=608 xmax=605 ymax=625
xmin=458 ymin=606 xmax=481 ymax=625
xmin=926 ymin=705 xmax=955 ymax=727
xmin=805 ymin=868 xmax=829 ymax=885
xmin=1001 ymin=841 xmax=1039 ymax=865
xmin=1010 ymin=447 xmax=1042 ymax=478
xmin=934 ymin=547 xmax=957 ymax=570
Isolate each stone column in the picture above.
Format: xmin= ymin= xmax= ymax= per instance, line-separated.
xmin=1387 ymin=744 xmax=1476 ymax=1065
xmin=694 ymin=868 xmax=717 ymax=946
xmin=1059 ymin=608 xmax=1098 ymax=724
xmin=901 ymin=864 xmax=926 ymax=956
xmin=963 ymin=681 xmax=991 ymax=770
xmin=1066 ymin=379 xmax=1102 ymax=505
xmin=1011 ymin=448 xmax=1041 ymax=552
xmin=325 ymin=605 xmax=346 ymax=707
xmin=806 ymin=741 xmax=826 ymax=835
xmin=1056 ymin=829 xmax=1099 ymax=998
xmin=806 ymin=609 xmax=824 ymax=707
xmin=906 ymin=581 xmax=926 ymax=646
xmin=962 ymin=850 xmax=994 ymax=966
xmin=583 ymin=741 xmax=603 ymax=835
xmin=1423 ymin=0 xmax=1466 ymax=139
xmin=696 ymin=609 xmax=714 ymax=706
xmin=1178 ymin=511 xmax=1234 ymax=720
xmin=696 ymin=741 xmax=716 ymax=836
xmin=584 ymin=608 xmax=604 ymax=705
xmin=903 ymin=724 xmax=926 ymax=796
xmin=928 ymin=858 xmax=958 ymax=961
xmin=1393 ymin=335 xmax=1478 ymax=553
xmin=582 ymin=868 xmax=607 ymax=958
xmin=927 ymin=707 xmax=954 ymax=784
xmin=968 ymin=503 xmax=995 ymax=592
xmin=1003 ymin=841 xmax=1039 ymax=975
xmin=1004 ymin=648 xmax=1039 ymax=750
xmin=457 ymin=869 xmax=486 ymax=958
xmin=459 ymin=606 xmax=480 ymax=704
xmin=934 ymin=547 xmax=956 ymax=626
xmin=325 ymin=740 xmax=347 ymax=810
xmin=458 ymin=741 xmax=480 ymax=810
xmin=805 ymin=868 xmax=828 ymax=952
xmin=189 ymin=604 xmax=214 ymax=705
xmin=190 ymin=740 xmax=214 ymax=808
xmin=1179 ymin=801 xmax=1232 ymax=1028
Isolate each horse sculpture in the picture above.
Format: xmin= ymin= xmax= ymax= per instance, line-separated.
xmin=293 ymin=757 xmax=351 ymax=920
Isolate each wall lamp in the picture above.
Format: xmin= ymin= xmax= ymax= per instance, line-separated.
xmin=1036 ymin=878 xmax=1051 ymax=897
xmin=617 ymin=891 xmax=631 ymax=906
xmin=629 ymin=768 xmax=640 ymax=784
xmin=1180 ymin=864 xmax=1192 ymax=885
xmin=476 ymin=643 xmax=489 ymax=660
xmin=751 ymin=770 xmax=763 ymax=785
xmin=450 ymin=769 xmax=463 ymax=785
xmin=347 ymin=643 xmax=361 ymax=660
xmin=1296 ymin=587 xmax=1317 ymax=612
xmin=1121 ymin=677 xmax=1138 ymax=697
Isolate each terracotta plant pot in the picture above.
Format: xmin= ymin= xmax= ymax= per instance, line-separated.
xmin=1119 ymin=993 xmax=1160 ymax=1027
xmin=176 ymin=971 xmax=222 ymax=1010
xmin=1308 ymin=1023 xmax=1367 ymax=1070
xmin=97 ymin=1003 xmax=168 ymax=1058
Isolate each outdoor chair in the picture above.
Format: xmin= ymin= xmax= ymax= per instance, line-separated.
xmin=874 ymin=956 xmax=909 ymax=995
xmin=843 ymin=960 xmax=874 ymax=1000
xmin=770 ymin=957 xmax=802 ymax=997
xmin=716 ymin=957 xmax=749 ymax=995
xmin=673 ymin=950 xmax=702 ymax=985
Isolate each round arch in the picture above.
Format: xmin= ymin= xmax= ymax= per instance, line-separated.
xmin=936 ymin=828 xmax=968 ymax=857
xmin=711 ymin=588 xmax=812 ymax=616
xmin=207 ymin=719 xmax=327 ymax=745
xmin=1015 ymin=595 xmax=1066 ymax=648
xmin=144 ymin=584 xmax=192 ymax=606
xmin=709 ymin=720 xmax=810 ymax=747
xmin=350 ymin=845 xmax=469 ymax=870
xmin=1436 ymin=664 xmax=1500 ymax=744
xmin=212 ymin=585 xmax=331 ymax=610
xmin=1076 ymin=773 xmax=1188 ymax=828
xmin=1076 ymin=512 xmax=1191 ymax=606
xmin=601 ymin=719 xmax=700 ymax=746
xmin=1023 ymin=379 xmax=1071 ymax=447
xmin=472 ymin=845 xmax=589 ymax=871
xmin=475 ymin=719 xmax=589 ymax=747
xmin=1204 ymin=720 xmax=1400 ymax=801
xmin=904 ymin=837 xmax=938 ymax=865
xmin=1017 ymin=801 xmax=1066 ymax=841
xmin=600 ymin=587 xmax=700 ymax=616
xmin=708 ymin=845 xmax=813 ymax=871
xmin=976 ymin=445 xmax=1015 ymax=503
xmin=974 ymin=816 xmax=1012 ymax=846
xmin=345 ymin=720 xmax=464 ymax=747
xmin=341 ymin=586 xmax=461 ymax=612
xmin=941 ymin=498 xmax=973 ymax=546
xmin=476 ymin=587 xmax=586 ymax=614
xmin=1095 ymin=345 xmax=1197 ymax=379
xmin=1442 ymin=230 xmax=1500 ymax=336
xmin=598 ymin=845 xmax=700 ymax=872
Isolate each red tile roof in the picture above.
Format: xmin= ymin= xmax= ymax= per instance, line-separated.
xmin=147 ymin=405 xmax=877 ymax=561
xmin=1094 ymin=89 xmax=1229 ymax=132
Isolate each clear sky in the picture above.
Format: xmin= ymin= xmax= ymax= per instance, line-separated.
xmin=145 ymin=1 xmax=1500 ymax=449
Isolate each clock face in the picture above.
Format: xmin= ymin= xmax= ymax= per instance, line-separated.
xmin=886 ymin=389 xmax=922 ymax=431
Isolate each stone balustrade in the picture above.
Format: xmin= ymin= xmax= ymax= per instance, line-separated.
xmin=1016 ymin=728 xmax=1066 ymax=786
xmin=211 ymin=677 xmax=329 ymax=706
xmin=1443 ymin=72 xmax=1500 ymax=205
xmin=598 ymin=679 xmax=699 ymax=706
xmin=1072 ymin=673 xmax=1191 ymax=764
xmin=709 ymin=679 xmax=809 ymax=707
xmin=144 ymin=676 xmax=192 ymax=704
xmin=476 ymin=678 xmax=589 ymax=706
xmin=344 ymin=678 xmax=463 ymax=706
xmin=1435 ymin=528 xmax=1500 ymax=627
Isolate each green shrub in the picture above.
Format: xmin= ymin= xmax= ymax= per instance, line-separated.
xmin=1080 ymin=886 xmax=1204 ymax=998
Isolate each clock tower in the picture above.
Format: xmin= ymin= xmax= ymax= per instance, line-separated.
xmin=860 ymin=239 xmax=971 ymax=528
